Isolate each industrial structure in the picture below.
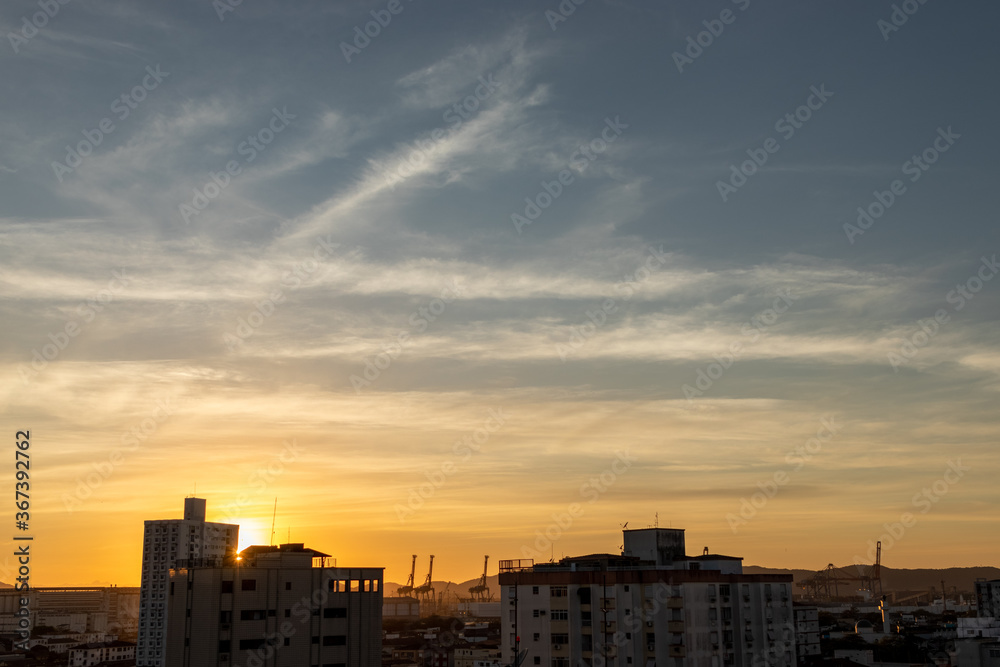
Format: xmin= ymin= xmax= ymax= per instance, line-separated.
xmin=397 ymin=554 xmax=418 ymax=597
xmin=467 ymin=555 xmax=493 ymax=602
xmin=799 ymin=541 xmax=882 ymax=600
xmin=413 ymin=555 xmax=436 ymax=603
xmin=0 ymin=586 xmax=139 ymax=638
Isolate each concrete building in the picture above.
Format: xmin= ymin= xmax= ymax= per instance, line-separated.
xmin=165 ymin=542 xmax=382 ymax=667
xmin=0 ymin=586 xmax=139 ymax=638
xmin=977 ymin=580 xmax=1000 ymax=619
xmin=959 ymin=617 xmax=1000 ymax=640
xmin=955 ymin=640 xmax=1000 ymax=667
xmin=793 ymin=606 xmax=821 ymax=665
xmin=68 ymin=640 xmax=136 ymax=666
xmin=137 ymin=497 xmax=239 ymax=667
xmin=455 ymin=644 xmax=503 ymax=667
xmin=499 ymin=527 xmax=797 ymax=667
xmin=384 ymin=596 xmax=421 ymax=621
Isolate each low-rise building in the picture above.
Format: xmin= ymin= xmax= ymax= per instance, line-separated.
xmin=384 ymin=596 xmax=421 ymax=621
xmin=69 ymin=640 xmax=136 ymax=666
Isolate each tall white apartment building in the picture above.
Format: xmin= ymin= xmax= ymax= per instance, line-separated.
xmin=137 ymin=498 xmax=239 ymax=667
xmin=500 ymin=528 xmax=797 ymax=667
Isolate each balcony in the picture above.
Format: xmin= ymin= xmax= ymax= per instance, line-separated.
xmin=668 ymin=646 xmax=686 ymax=658
xmin=667 ymin=621 xmax=684 ymax=633
xmin=667 ymin=597 xmax=683 ymax=609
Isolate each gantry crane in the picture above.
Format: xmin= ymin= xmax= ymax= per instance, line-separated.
xmin=468 ymin=555 xmax=492 ymax=602
xmin=397 ymin=554 xmax=417 ymax=597
xmin=414 ymin=555 xmax=435 ymax=602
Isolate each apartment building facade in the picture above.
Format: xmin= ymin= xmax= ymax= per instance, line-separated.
xmin=165 ymin=543 xmax=382 ymax=667
xmin=977 ymin=580 xmax=1000 ymax=619
xmin=792 ymin=606 xmax=821 ymax=665
xmin=499 ymin=528 xmax=797 ymax=667
xmin=137 ymin=497 xmax=239 ymax=666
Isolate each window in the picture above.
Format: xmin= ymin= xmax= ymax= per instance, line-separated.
xmin=324 ymin=607 xmax=347 ymax=619
xmin=169 ymin=582 xmax=175 ymax=595
xmin=240 ymin=610 xmax=267 ymax=621
xmin=551 ymin=586 xmax=567 ymax=597
xmin=534 ymin=633 xmax=540 ymax=641
xmin=533 ymin=610 xmax=540 ymax=618
xmin=218 ymin=640 xmax=230 ymax=652
xmin=551 ymin=610 xmax=568 ymax=620
xmin=534 ymin=658 xmax=541 ymax=665
xmin=533 ymin=586 xmax=539 ymax=595
xmin=286 ymin=582 xmax=292 ymax=590
xmin=220 ymin=611 xmax=232 ymax=623
xmin=285 ymin=609 xmax=291 ymax=617
xmin=242 ymin=579 xmax=257 ymax=591
xmin=323 ymin=635 xmax=347 ymax=646
xmin=578 ymin=588 xmax=591 ymax=604
xmin=552 ymin=659 xmax=569 ymax=667
xmin=239 ymin=639 xmax=266 ymax=650
xmin=551 ymin=634 xmax=569 ymax=645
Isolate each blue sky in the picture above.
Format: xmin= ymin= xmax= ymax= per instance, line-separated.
xmin=1 ymin=0 xmax=998 ymax=585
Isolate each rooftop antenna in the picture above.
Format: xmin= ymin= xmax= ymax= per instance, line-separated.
xmin=269 ymin=498 xmax=278 ymax=546
xmin=655 ymin=512 xmax=658 ymax=528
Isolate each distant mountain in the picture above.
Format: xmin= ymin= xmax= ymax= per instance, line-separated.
xmin=744 ymin=565 xmax=1000 ymax=595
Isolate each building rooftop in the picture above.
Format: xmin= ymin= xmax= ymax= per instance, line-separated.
xmin=239 ymin=543 xmax=332 ymax=559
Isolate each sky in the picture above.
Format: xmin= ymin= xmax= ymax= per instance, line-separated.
xmin=1 ymin=0 xmax=998 ymax=588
